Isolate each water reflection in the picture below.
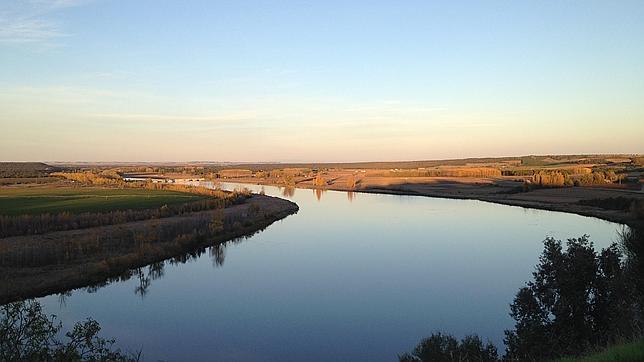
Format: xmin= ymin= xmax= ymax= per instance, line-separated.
xmin=36 ymin=182 xmax=625 ymax=362
xmin=134 ymin=268 xmax=152 ymax=297
xmin=347 ymin=191 xmax=355 ymax=202
xmin=133 ymin=262 xmax=165 ymax=298
xmin=44 ymin=228 xmax=269 ymax=300
xmin=210 ymin=243 xmax=226 ymax=267
xmin=281 ymin=186 xmax=296 ymax=198
xmin=57 ymin=291 xmax=72 ymax=308
xmin=313 ymin=188 xmax=325 ymax=201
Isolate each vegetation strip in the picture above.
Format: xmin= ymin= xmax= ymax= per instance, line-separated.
xmin=0 ymin=194 xmax=298 ymax=304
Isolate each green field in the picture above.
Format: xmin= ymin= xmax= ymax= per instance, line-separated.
xmin=558 ymin=339 xmax=644 ymax=362
xmin=0 ymin=186 xmax=204 ymax=215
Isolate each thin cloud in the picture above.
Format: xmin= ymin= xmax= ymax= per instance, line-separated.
xmin=89 ymin=113 xmax=263 ymax=127
xmin=0 ymin=18 xmax=64 ymax=43
xmin=0 ymin=0 xmax=88 ymax=44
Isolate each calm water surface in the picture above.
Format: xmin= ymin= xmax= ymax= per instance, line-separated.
xmin=39 ymin=183 xmax=622 ymax=361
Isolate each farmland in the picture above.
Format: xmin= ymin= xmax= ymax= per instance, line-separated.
xmin=0 ymin=186 xmax=205 ymax=216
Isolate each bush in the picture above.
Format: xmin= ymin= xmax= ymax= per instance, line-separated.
xmin=399 ymin=333 xmax=498 ymax=362
xmin=0 ymin=300 xmax=137 ymax=361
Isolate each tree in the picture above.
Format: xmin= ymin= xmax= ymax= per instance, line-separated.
xmin=402 ymin=229 xmax=644 ymax=361
xmin=399 ymin=332 xmax=498 ymax=362
xmin=504 ymin=236 xmax=636 ymax=360
xmin=346 ymin=174 xmax=357 ymax=189
xmin=0 ymin=300 xmax=137 ymax=361
xmin=209 ymin=209 xmax=224 ymax=234
xmin=313 ymin=173 xmax=326 ymax=187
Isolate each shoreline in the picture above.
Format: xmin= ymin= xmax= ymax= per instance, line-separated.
xmin=0 ymin=194 xmax=298 ymax=304
xmin=224 ymin=179 xmax=641 ymax=227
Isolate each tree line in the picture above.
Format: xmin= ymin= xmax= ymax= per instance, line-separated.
xmin=527 ymin=170 xmax=627 ymax=189
xmin=0 ymin=162 xmax=59 ymax=178
xmin=382 ymin=167 xmax=503 ymax=178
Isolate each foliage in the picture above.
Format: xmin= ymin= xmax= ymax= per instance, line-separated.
xmin=0 ymin=201 xmax=261 ymax=269
xmin=531 ymin=171 xmax=568 ymax=187
xmin=0 ymin=162 xmax=58 ymax=178
xmin=556 ymin=339 xmax=644 ymax=362
xmin=527 ymin=171 xmax=626 ymax=189
xmin=399 ymin=333 xmax=498 ymax=362
xmin=403 ymin=228 xmax=644 ymax=361
xmin=313 ymin=174 xmax=327 ymax=187
xmin=346 ymin=174 xmax=357 ymax=189
xmin=504 ymin=236 xmax=640 ymax=361
xmin=504 ymin=167 xmax=593 ymax=177
xmin=0 ymin=300 xmax=137 ymax=361
xmin=383 ymin=167 xmax=502 ymax=178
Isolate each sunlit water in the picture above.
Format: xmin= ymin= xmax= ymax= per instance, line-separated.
xmin=39 ymin=183 xmax=623 ymax=361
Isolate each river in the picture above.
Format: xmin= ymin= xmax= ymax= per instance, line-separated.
xmin=39 ymin=182 xmax=623 ymax=361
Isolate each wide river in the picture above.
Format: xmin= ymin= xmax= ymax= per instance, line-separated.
xmin=39 ymin=183 xmax=622 ymax=361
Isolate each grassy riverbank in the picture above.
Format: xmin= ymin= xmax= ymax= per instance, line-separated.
xmin=558 ymin=339 xmax=644 ymax=362
xmin=0 ymin=194 xmax=298 ymax=304
xmin=0 ymin=174 xmax=299 ymax=304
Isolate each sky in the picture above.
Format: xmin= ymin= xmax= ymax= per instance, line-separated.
xmin=1 ymin=0 xmax=643 ymax=162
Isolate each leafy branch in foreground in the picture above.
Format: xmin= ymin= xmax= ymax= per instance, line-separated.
xmin=504 ymin=235 xmax=639 ymax=361
xmin=0 ymin=300 xmax=138 ymax=361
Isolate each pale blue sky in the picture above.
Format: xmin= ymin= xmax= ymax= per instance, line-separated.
xmin=1 ymin=0 xmax=643 ymax=162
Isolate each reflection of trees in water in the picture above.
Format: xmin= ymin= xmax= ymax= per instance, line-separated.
xmin=313 ymin=188 xmax=324 ymax=201
xmin=1 ymin=200 xmax=287 ymax=303
xmin=57 ymin=290 xmax=72 ymax=308
xmin=78 ymin=228 xmax=268 ymax=298
xmin=148 ymin=261 xmax=165 ymax=280
xmin=347 ymin=191 xmax=355 ymax=202
xmin=281 ymin=186 xmax=295 ymax=198
xmin=134 ymin=268 xmax=151 ymax=297
xmin=210 ymin=244 xmax=226 ymax=267
xmin=133 ymin=262 xmax=165 ymax=298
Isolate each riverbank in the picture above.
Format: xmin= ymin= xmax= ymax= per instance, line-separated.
xmin=557 ymin=339 xmax=644 ymax=362
xmin=223 ymin=176 xmax=643 ymax=226
xmin=0 ymin=194 xmax=298 ymax=304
